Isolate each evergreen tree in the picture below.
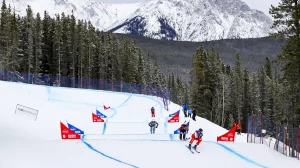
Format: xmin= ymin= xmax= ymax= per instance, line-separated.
xmin=53 ymin=14 xmax=62 ymax=85
xmin=33 ymin=12 xmax=42 ymax=84
xmin=40 ymin=11 xmax=52 ymax=75
xmin=270 ymin=0 xmax=300 ymax=122
xmin=136 ymin=48 xmax=145 ymax=84
xmin=242 ymin=69 xmax=251 ymax=132
xmin=0 ymin=0 xmax=10 ymax=69
xmin=233 ymin=53 xmax=243 ymax=123
xmin=23 ymin=5 xmax=34 ymax=79
xmin=8 ymin=10 xmax=22 ymax=73
xmin=70 ymin=11 xmax=77 ymax=87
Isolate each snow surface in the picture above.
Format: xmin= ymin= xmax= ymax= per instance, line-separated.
xmin=0 ymin=80 xmax=300 ymax=168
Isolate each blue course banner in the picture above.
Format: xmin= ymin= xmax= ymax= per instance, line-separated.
xmin=67 ymin=123 xmax=85 ymax=134
xmin=169 ymin=110 xmax=180 ymax=117
xmin=96 ymin=109 xmax=107 ymax=118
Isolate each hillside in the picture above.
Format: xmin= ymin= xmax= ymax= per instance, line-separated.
xmin=1 ymin=81 xmax=300 ymax=168
xmin=115 ymin=33 xmax=285 ymax=81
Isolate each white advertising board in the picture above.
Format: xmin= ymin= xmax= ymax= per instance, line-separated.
xmin=15 ymin=104 xmax=38 ymax=121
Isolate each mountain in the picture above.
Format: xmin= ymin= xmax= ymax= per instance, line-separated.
xmin=110 ymin=0 xmax=274 ymax=42
xmin=5 ymin=0 xmax=141 ymax=31
xmin=115 ymin=33 xmax=284 ymax=81
xmin=5 ymin=0 xmax=274 ymax=42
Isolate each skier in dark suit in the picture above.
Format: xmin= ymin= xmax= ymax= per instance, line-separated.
xmin=179 ymin=123 xmax=189 ymax=140
xmin=148 ymin=119 xmax=159 ymax=134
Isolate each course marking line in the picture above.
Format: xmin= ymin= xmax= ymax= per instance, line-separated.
xmin=212 ymin=142 xmax=268 ymax=168
xmin=81 ymin=135 xmax=139 ymax=168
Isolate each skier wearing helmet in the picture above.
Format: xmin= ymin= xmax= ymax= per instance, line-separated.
xmin=187 ymin=128 xmax=203 ymax=152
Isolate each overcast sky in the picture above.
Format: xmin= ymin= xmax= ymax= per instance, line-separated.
xmin=98 ymin=0 xmax=282 ymax=18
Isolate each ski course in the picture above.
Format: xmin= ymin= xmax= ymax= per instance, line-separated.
xmin=0 ymin=81 xmax=300 ymax=168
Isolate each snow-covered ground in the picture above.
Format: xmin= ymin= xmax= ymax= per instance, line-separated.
xmin=0 ymin=81 xmax=300 ymax=168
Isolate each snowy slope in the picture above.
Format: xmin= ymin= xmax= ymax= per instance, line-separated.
xmin=0 ymin=81 xmax=300 ymax=168
xmin=111 ymin=0 xmax=274 ymax=42
xmin=5 ymin=0 xmax=141 ymax=31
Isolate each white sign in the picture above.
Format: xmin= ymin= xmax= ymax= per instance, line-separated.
xmin=15 ymin=104 xmax=38 ymax=121
xmin=262 ymin=129 xmax=266 ymax=134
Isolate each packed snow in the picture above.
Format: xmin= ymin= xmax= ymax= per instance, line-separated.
xmin=0 ymin=81 xmax=299 ymax=168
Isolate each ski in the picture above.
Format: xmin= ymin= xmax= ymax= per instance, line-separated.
xmin=193 ymin=148 xmax=200 ymax=153
xmin=186 ymin=145 xmax=194 ymax=154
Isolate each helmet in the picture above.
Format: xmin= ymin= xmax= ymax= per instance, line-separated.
xmin=198 ymin=128 xmax=203 ymax=137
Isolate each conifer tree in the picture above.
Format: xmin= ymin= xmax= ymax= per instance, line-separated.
xmin=23 ymin=5 xmax=34 ymax=78
xmin=70 ymin=11 xmax=77 ymax=87
xmin=53 ymin=14 xmax=62 ymax=85
xmin=33 ymin=12 xmax=42 ymax=84
xmin=270 ymin=0 xmax=300 ymax=122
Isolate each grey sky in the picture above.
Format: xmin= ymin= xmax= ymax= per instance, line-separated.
xmin=98 ymin=0 xmax=281 ymax=18
xmin=242 ymin=0 xmax=281 ymax=18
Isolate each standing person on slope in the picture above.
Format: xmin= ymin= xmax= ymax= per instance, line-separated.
xmin=151 ymin=107 xmax=155 ymax=117
xmin=148 ymin=119 xmax=159 ymax=134
xmin=182 ymin=104 xmax=188 ymax=117
xmin=188 ymin=128 xmax=203 ymax=151
xmin=187 ymin=109 xmax=192 ymax=118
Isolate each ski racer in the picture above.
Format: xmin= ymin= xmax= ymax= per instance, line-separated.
xmin=148 ymin=119 xmax=159 ymax=134
xmin=179 ymin=123 xmax=189 ymax=140
xmin=151 ymin=107 xmax=155 ymax=117
xmin=188 ymin=128 xmax=203 ymax=151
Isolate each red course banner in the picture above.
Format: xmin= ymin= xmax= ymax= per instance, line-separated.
xmin=92 ymin=113 xmax=105 ymax=122
xmin=60 ymin=122 xmax=81 ymax=140
xmin=104 ymin=105 xmax=110 ymax=110
xmin=168 ymin=113 xmax=179 ymax=123
xmin=217 ymin=126 xmax=236 ymax=142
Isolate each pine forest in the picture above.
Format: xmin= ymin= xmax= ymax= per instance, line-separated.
xmin=0 ymin=0 xmax=299 ymax=135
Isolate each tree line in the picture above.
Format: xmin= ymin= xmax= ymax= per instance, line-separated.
xmin=0 ymin=1 xmax=179 ymax=92
xmin=1 ymin=0 xmax=299 ymax=134
xmin=189 ymin=0 xmax=300 ymax=133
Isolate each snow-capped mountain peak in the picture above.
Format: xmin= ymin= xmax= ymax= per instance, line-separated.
xmin=4 ymin=0 xmax=274 ymax=42
xmin=110 ymin=0 xmax=274 ymax=42
xmin=5 ymin=0 xmax=141 ymax=31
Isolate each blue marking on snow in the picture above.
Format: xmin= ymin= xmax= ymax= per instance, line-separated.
xmin=109 ymin=108 xmax=117 ymax=118
xmin=114 ymin=94 xmax=132 ymax=108
xmin=213 ymin=142 xmax=268 ymax=168
xmin=169 ymin=134 xmax=174 ymax=141
xmin=81 ymin=135 xmax=139 ymax=168
xmin=109 ymin=95 xmax=132 ymax=118
xmin=102 ymin=122 xmax=107 ymax=135
xmin=45 ymin=85 xmax=167 ymax=135
xmin=102 ymin=94 xmax=132 ymax=134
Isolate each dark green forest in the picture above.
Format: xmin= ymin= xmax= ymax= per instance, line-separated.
xmin=115 ymin=33 xmax=285 ymax=82
xmin=0 ymin=0 xmax=299 ymax=133
xmin=0 ymin=1 xmax=183 ymax=89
